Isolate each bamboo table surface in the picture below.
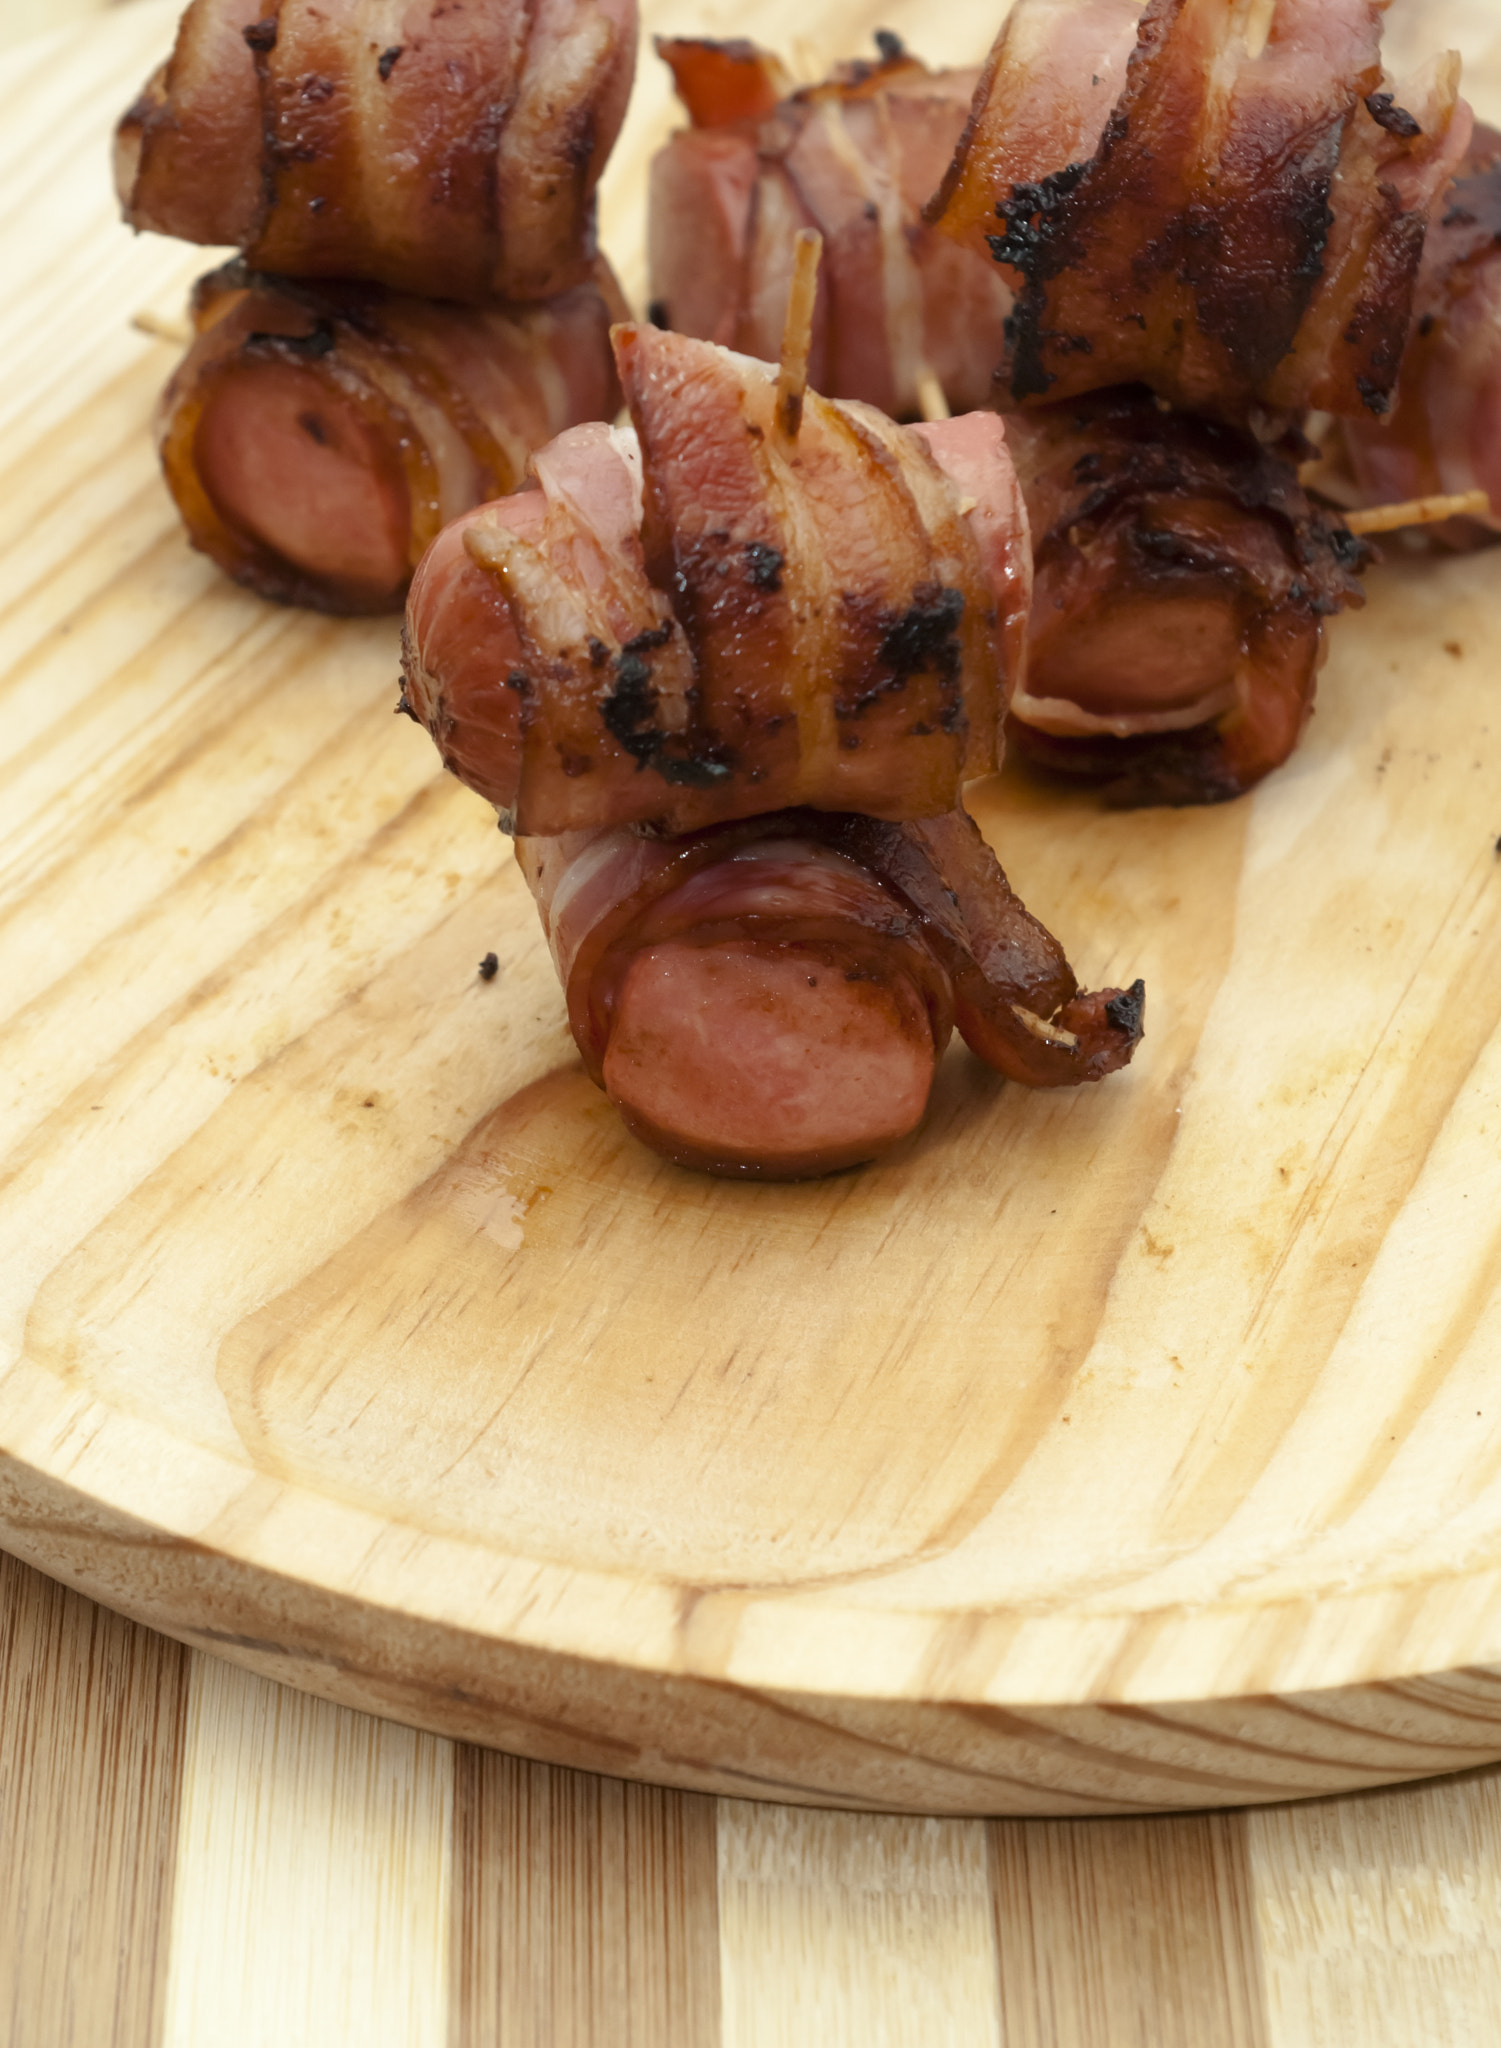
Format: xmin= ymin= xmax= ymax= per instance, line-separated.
xmin=10 ymin=1541 xmax=1501 ymax=2047
xmin=10 ymin=0 xmax=1501 ymax=2039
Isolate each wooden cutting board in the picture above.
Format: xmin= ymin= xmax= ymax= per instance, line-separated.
xmin=8 ymin=0 xmax=1501 ymax=1818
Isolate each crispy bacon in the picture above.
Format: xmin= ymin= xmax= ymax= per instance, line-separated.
xmin=1004 ymin=387 xmax=1369 ymax=805
xmin=654 ymin=35 xmax=793 ymax=126
xmin=518 ymin=805 xmax=1143 ymax=1175
xmin=116 ymin=0 xmax=637 ymax=304
xmin=157 ymin=259 xmax=623 ymax=614
xmin=1340 ymin=125 xmax=1501 ymax=542
xmin=929 ymin=0 xmax=1473 ymax=422
xmin=925 ymin=0 xmax=1144 ymax=245
xmin=647 ymin=35 xmax=1014 ymax=420
xmin=404 ymin=325 xmax=1030 ymax=833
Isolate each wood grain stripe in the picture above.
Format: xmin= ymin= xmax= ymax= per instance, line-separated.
xmin=160 ymin=1651 xmax=453 ymax=2048
xmin=450 ymin=1749 xmax=720 ymax=2047
xmin=988 ymin=1811 xmax=1268 ymax=2048
xmin=716 ymin=1803 xmax=1001 ymax=2047
xmin=1247 ymin=1767 xmax=1501 ymax=2046
xmin=0 ymin=1548 xmax=189 ymax=2048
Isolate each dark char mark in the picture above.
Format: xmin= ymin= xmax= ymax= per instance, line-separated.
xmin=1365 ymin=93 xmax=1422 ymax=140
xmin=878 ymin=585 xmax=964 ymax=686
xmin=1104 ymin=979 xmax=1145 ymax=1039
xmin=1441 ymin=165 xmax=1501 ymax=246
xmin=840 ymin=585 xmax=966 ymax=726
xmin=744 ymin=541 xmax=784 ymax=591
xmin=600 ymin=624 xmax=733 ymax=788
xmin=987 ymin=160 xmax=1092 ymax=399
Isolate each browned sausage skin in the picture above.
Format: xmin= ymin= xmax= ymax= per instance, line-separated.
xmin=117 ymin=0 xmax=638 ymax=304
xmin=403 ymin=325 xmax=1030 ymax=832
xmin=519 ymin=807 xmax=1143 ymax=1177
xmin=159 ymin=260 xmax=623 ymax=614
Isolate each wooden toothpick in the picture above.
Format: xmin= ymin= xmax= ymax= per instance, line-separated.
xmin=914 ymin=365 xmax=951 ymax=424
xmin=131 ymin=308 xmax=191 ymax=347
xmin=1345 ymin=489 xmax=1491 ymax=535
xmin=775 ymin=229 xmax=823 ymax=443
xmin=1010 ymin=1004 xmax=1079 ymax=1051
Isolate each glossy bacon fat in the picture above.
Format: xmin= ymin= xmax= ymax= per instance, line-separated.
xmin=520 ymin=807 xmax=1143 ymax=1176
xmin=158 ymin=260 xmax=623 ymax=614
xmin=647 ymin=34 xmax=1014 ymax=420
xmin=929 ymin=0 xmax=1473 ymax=422
xmin=1342 ymin=125 xmax=1501 ymax=542
xmin=116 ymin=0 xmax=637 ymax=304
xmin=1005 ymin=389 xmax=1368 ymax=805
xmin=404 ymin=324 xmax=1031 ymax=834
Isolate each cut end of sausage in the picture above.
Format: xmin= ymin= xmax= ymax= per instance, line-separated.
xmin=601 ymin=937 xmax=938 ymax=1177
xmin=193 ymin=359 xmax=412 ymax=607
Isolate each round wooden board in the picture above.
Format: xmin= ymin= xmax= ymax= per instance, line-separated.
xmin=8 ymin=0 xmax=1501 ymax=1818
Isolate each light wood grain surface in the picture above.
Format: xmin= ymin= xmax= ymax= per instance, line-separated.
xmin=14 ymin=1544 xmax=1501 ymax=2044
xmin=9 ymin=0 xmax=1501 ymax=1813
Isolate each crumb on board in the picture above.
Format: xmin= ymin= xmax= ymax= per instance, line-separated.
xmin=478 ymin=952 xmax=499 ymax=981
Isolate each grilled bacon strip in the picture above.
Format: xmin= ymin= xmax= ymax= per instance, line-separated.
xmin=925 ymin=0 xmax=1143 ymax=248
xmin=157 ymin=260 xmax=623 ymax=614
xmin=403 ymin=325 xmax=1030 ymax=834
xmin=519 ymin=806 xmax=1143 ymax=1176
xmin=929 ymin=0 xmax=1473 ymax=422
xmin=1340 ymin=125 xmax=1501 ymax=543
xmin=116 ymin=0 xmax=637 ymax=304
xmin=1005 ymin=388 xmax=1369 ymax=805
xmin=647 ymin=35 xmax=1014 ymax=420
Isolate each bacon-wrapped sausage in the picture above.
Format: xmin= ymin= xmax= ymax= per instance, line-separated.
xmin=520 ymin=805 xmax=1143 ymax=1176
xmin=158 ymin=260 xmax=623 ymax=614
xmin=1340 ymin=126 xmax=1501 ymax=543
xmin=928 ymin=0 xmax=1473 ymax=423
xmin=116 ymin=0 xmax=637 ymax=304
xmin=646 ymin=35 xmax=1013 ymax=420
xmin=404 ymin=324 xmax=1032 ymax=833
xmin=1004 ymin=389 xmax=1369 ymax=806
